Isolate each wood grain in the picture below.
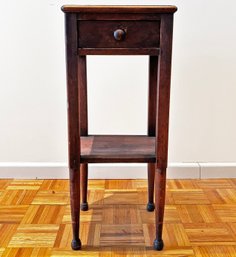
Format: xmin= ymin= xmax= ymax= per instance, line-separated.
xmin=80 ymin=135 xmax=155 ymax=163
xmin=78 ymin=21 xmax=160 ymax=49
xmin=1 ymin=178 xmax=236 ymax=256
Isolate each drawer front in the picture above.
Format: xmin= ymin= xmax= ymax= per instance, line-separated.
xmin=78 ymin=20 xmax=160 ymax=48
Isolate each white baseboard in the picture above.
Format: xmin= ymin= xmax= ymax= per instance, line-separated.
xmin=0 ymin=162 xmax=235 ymax=179
xmin=200 ymin=162 xmax=236 ymax=178
xmin=168 ymin=163 xmax=200 ymax=179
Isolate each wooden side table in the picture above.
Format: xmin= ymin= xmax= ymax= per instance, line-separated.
xmin=61 ymin=5 xmax=177 ymax=251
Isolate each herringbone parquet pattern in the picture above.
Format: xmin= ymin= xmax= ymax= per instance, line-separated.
xmin=0 ymin=179 xmax=236 ymax=256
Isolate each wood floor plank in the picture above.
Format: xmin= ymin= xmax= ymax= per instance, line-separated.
xmin=100 ymin=224 xmax=144 ymax=246
xmin=62 ymin=205 xmax=103 ymax=224
xmin=0 ymin=206 xmax=29 ymax=223
xmin=0 ymin=249 xmax=4 ymax=257
xmin=193 ymin=246 xmax=236 ymax=257
xmin=88 ymin=180 xmax=106 ymax=190
xmin=215 ymin=189 xmax=236 ymax=204
xmin=81 ymin=223 xmax=101 ymax=246
xmin=88 ymin=190 xmax=104 ymax=205
xmin=51 ymin=249 xmax=99 ymax=256
xmin=102 ymin=205 xmax=141 ymax=225
xmin=0 ymin=180 xmax=12 ymax=190
xmin=171 ymin=190 xmax=210 ymax=205
xmin=140 ymin=205 xmax=181 ymax=224
xmin=146 ymin=247 xmax=194 ymax=257
xmin=40 ymin=180 xmax=69 ymax=191
xmin=0 ymin=248 xmax=4 ymax=257
xmin=137 ymin=188 xmax=148 ymax=205
xmin=167 ymin=180 xmax=199 ymax=190
xmin=21 ymin=205 xmax=66 ymax=224
xmin=105 ymin=180 xmax=135 ymax=190
xmin=177 ymin=205 xmax=219 ymax=224
xmin=213 ymin=204 xmax=236 ymax=222
xmin=184 ymin=223 xmax=236 ymax=245
xmin=104 ymin=191 xmax=139 ymax=205
xmin=227 ymin=223 xmax=236 ymax=238
xmin=229 ymin=179 xmax=236 ymax=188
xmin=53 ymin=224 xmax=73 ymax=249
xmin=6 ymin=180 xmax=43 ymax=190
xmin=194 ymin=179 xmax=233 ymax=189
xmin=143 ymin=223 xmax=190 ymax=247
xmin=111 ymin=246 xmax=147 ymax=257
xmin=164 ymin=224 xmax=191 ymax=247
xmin=1 ymin=248 xmax=51 ymax=257
xmin=203 ymin=189 xmax=225 ymax=204
xmin=8 ymin=224 xmax=59 ymax=247
xmin=0 ymin=224 xmax=18 ymax=247
xmin=0 ymin=190 xmax=37 ymax=205
xmin=32 ymin=191 xmax=69 ymax=205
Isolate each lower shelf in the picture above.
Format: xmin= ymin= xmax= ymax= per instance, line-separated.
xmin=80 ymin=135 xmax=156 ymax=163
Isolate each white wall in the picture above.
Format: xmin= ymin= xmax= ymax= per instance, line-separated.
xmin=0 ymin=0 xmax=236 ymax=178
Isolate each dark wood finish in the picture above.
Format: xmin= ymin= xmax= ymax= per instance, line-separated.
xmin=156 ymin=14 xmax=174 ymax=170
xmin=77 ymin=13 xmax=161 ymax=21
xmin=78 ymin=55 xmax=87 ymax=136
xmin=64 ymin=13 xmax=81 ymax=250
xmin=154 ymin=168 xmax=166 ymax=250
xmin=148 ymin=56 xmax=158 ymax=137
xmin=147 ymin=163 xmax=155 ymax=212
xmin=147 ymin=56 xmax=158 ymax=211
xmin=62 ymin=5 xmax=177 ymax=14
xmin=80 ymin=163 xmax=88 ymax=211
xmin=80 ymin=135 xmax=155 ymax=163
xmin=62 ymin=5 xmax=176 ymax=251
xmin=154 ymin=14 xmax=174 ymax=250
xmin=78 ymin=48 xmax=159 ymax=56
xmin=78 ymin=55 xmax=89 ymax=212
xmin=78 ymin=21 xmax=160 ymax=48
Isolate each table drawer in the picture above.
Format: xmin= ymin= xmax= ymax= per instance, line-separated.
xmin=78 ymin=20 xmax=160 ymax=48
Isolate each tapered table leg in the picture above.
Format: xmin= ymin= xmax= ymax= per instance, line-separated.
xmin=80 ymin=163 xmax=88 ymax=211
xmin=147 ymin=163 xmax=155 ymax=211
xmin=153 ymin=168 xmax=166 ymax=250
xmin=147 ymin=56 xmax=158 ymax=212
xmin=70 ymin=168 xmax=81 ymax=250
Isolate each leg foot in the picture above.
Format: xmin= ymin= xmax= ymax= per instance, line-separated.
xmin=71 ymin=238 xmax=81 ymax=250
xmin=153 ymin=238 xmax=164 ymax=251
xmin=80 ymin=202 xmax=88 ymax=211
xmin=146 ymin=202 xmax=155 ymax=212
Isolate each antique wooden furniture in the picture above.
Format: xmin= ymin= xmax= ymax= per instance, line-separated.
xmin=61 ymin=5 xmax=177 ymax=251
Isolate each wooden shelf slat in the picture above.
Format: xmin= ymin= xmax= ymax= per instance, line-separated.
xmin=80 ymin=135 xmax=156 ymax=163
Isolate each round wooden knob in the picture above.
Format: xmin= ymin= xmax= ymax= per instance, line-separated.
xmin=113 ymin=29 xmax=126 ymax=41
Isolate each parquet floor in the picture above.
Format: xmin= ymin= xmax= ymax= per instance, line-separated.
xmin=0 ymin=179 xmax=236 ymax=256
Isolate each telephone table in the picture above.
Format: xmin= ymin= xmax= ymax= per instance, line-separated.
xmin=61 ymin=5 xmax=177 ymax=251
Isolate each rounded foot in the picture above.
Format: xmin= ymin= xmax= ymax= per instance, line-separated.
xmin=71 ymin=239 xmax=81 ymax=250
xmin=80 ymin=202 xmax=88 ymax=211
xmin=146 ymin=202 xmax=155 ymax=212
xmin=153 ymin=239 xmax=164 ymax=251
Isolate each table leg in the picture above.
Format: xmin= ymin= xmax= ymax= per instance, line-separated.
xmin=70 ymin=168 xmax=81 ymax=250
xmin=80 ymin=163 xmax=88 ymax=211
xmin=147 ymin=163 xmax=155 ymax=211
xmin=147 ymin=55 xmax=158 ymax=212
xmin=153 ymin=168 xmax=166 ymax=250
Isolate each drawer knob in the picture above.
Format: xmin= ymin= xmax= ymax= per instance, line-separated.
xmin=113 ymin=28 xmax=126 ymax=41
